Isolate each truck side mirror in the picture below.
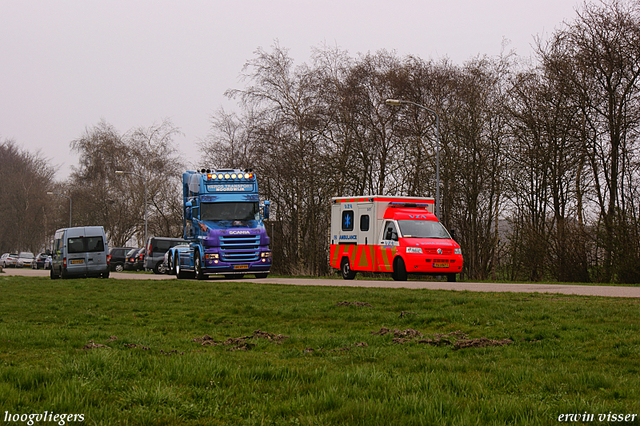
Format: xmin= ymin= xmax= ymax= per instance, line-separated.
xmin=450 ymin=229 xmax=456 ymax=240
xmin=263 ymin=201 xmax=270 ymax=220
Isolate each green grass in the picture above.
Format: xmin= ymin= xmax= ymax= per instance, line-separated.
xmin=0 ymin=275 xmax=639 ymax=425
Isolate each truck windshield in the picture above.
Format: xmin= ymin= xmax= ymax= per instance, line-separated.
xmin=397 ymin=220 xmax=451 ymax=239
xmin=200 ymin=202 xmax=259 ymax=221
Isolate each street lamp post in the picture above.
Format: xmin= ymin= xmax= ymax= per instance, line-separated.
xmin=386 ymin=99 xmax=441 ymax=219
xmin=116 ymin=170 xmax=147 ymax=248
xmin=47 ymin=192 xmax=72 ymax=228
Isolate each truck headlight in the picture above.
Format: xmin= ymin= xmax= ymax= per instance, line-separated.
xmin=406 ymin=247 xmax=423 ymax=254
xmin=205 ymin=253 xmax=219 ymax=260
xmin=454 ymin=248 xmax=462 ymax=255
xmin=261 ymin=252 xmax=272 ymax=258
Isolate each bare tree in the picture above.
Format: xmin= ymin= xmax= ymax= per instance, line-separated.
xmin=0 ymin=139 xmax=56 ymax=253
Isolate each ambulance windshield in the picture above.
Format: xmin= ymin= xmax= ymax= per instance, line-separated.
xmin=398 ymin=220 xmax=451 ymax=239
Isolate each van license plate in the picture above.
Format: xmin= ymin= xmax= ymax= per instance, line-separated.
xmin=433 ymin=262 xmax=449 ymax=268
xmin=234 ymin=265 xmax=249 ymax=270
xmin=70 ymin=259 xmax=84 ymax=264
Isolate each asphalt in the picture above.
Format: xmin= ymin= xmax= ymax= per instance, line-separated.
xmin=3 ymin=267 xmax=640 ymax=298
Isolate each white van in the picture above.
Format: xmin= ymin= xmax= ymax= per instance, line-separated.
xmin=50 ymin=226 xmax=110 ymax=279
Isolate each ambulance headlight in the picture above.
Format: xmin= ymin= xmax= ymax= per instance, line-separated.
xmin=455 ymin=248 xmax=462 ymax=255
xmin=406 ymin=247 xmax=423 ymax=254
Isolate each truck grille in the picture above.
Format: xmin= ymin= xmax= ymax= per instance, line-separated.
xmin=219 ymin=234 xmax=260 ymax=262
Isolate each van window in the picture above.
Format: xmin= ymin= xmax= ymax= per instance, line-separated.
xmin=342 ymin=211 xmax=354 ymax=232
xmin=68 ymin=237 xmax=105 ymax=254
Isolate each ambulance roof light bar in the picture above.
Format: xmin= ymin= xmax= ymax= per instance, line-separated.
xmin=388 ymin=202 xmax=430 ymax=209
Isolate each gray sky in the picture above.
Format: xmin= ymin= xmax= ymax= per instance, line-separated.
xmin=1 ymin=0 xmax=580 ymax=180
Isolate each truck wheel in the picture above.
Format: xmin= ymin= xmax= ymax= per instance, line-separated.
xmin=176 ymin=260 xmax=188 ymax=279
xmin=194 ymin=251 xmax=206 ymax=280
xmin=255 ymin=273 xmax=268 ymax=278
xmin=392 ymin=258 xmax=408 ymax=281
xmin=171 ymin=253 xmax=179 ymax=275
xmin=447 ymin=273 xmax=457 ymax=282
xmin=340 ymin=258 xmax=356 ymax=280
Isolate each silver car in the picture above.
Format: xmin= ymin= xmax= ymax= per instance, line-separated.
xmin=1 ymin=253 xmax=19 ymax=268
xmin=17 ymin=252 xmax=35 ymax=268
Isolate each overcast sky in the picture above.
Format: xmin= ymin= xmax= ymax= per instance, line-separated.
xmin=0 ymin=0 xmax=581 ymax=180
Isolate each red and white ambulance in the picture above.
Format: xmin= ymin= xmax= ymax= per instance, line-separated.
xmin=330 ymin=196 xmax=463 ymax=281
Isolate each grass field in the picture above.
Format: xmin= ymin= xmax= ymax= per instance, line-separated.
xmin=0 ymin=275 xmax=639 ymax=425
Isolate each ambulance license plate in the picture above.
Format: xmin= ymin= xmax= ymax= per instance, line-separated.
xmin=234 ymin=265 xmax=249 ymax=270
xmin=433 ymin=262 xmax=449 ymax=268
xmin=70 ymin=259 xmax=84 ymax=264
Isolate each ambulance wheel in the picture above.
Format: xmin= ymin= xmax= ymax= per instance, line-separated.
xmin=392 ymin=257 xmax=407 ymax=281
xmin=340 ymin=258 xmax=356 ymax=280
xmin=194 ymin=250 xmax=206 ymax=280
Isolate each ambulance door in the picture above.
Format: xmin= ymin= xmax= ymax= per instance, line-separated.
xmin=356 ymin=204 xmax=375 ymax=271
xmin=376 ymin=220 xmax=400 ymax=272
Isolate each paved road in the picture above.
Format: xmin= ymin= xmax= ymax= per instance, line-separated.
xmin=3 ymin=267 xmax=640 ymax=298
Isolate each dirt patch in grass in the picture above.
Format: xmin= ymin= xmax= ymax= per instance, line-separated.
xmin=80 ymin=341 xmax=111 ymax=350
xmin=193 ymin=329 xmax=289 ymax=351
xmin=371 ymin=328 xmax=513 ymax=350
xmin=336 ymin=301 xmax=374 ymax=308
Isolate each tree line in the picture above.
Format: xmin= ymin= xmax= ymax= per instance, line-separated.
xmin=201 ymin=0 xmax=640 ymax=283
xmin=1 ymin=0 xmax=638 ymax=283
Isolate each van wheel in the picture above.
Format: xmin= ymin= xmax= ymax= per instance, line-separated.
xmin=194 ymin=251 xmax=206 ymax=280
xmin=102 ymin=271 xmax=110 ymax=279
xmin=392 ymin=258 xmax=408 ymax=281
xmin=50 ymin=268 xmax=59 ymax=280
xmin=447 ymin=273 xmax=457 ymax=282
xmin=340 ymin=258 xmax=356 ymax=280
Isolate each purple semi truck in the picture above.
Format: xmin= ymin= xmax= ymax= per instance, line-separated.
xmin=170 ymin=169 xmax=271 ymax=279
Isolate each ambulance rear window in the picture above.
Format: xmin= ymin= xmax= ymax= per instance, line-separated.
xmin=360 ymin=215 xmax=370 ymax=232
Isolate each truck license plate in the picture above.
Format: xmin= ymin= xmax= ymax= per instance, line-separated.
xmin=234 ymin=265 xmax=249 ymax=270
xmin=70 ymin=259 xmax=84 ymax=264
xmin=433 ymin=262 xmax=449 ymax=268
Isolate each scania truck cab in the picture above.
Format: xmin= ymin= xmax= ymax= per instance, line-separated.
xmin=174 ymin=169 xmax=271 ymax=279
xmin=330 ymin=196 xmax=463 ymax=281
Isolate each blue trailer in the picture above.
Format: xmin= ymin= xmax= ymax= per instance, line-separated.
xmin=171 ymin=169 xmax=271 ymax=279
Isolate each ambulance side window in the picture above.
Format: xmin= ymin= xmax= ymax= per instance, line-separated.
xmin=360 ymin=215 xmax=370 ymax=232
xmin=342 ymin=211 xmax=354 ymax=231
xmin=383 ymin=221 xmax=398 ymax=241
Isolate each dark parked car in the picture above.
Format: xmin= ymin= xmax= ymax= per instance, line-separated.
xmin=109 ymin=247 xmax=135 ymax=272
xmin=144 ymin=237 xmax=187 ymax=274
xmin=32 ymin=253 xmax=49 ymax=269
xmin=124 ymin=248 xmax=145 ymax=271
